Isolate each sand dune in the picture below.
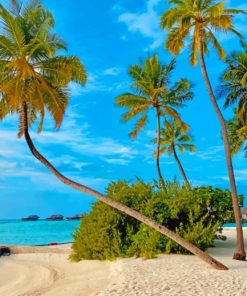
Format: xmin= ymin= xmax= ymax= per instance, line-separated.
xmin=0 ymin=229 xmax=247 ymax=296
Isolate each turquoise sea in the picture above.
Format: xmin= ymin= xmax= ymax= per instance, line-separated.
xmin=223 ymin=223 xmax=247 ymax=227
xmin=0 ymin=219 xmax=80 ymax=246
xmin=0 ymin=220 xmax=246 ymax=246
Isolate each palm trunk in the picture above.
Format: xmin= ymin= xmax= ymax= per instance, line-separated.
xmin=199 ymin=31 xmax=246 ymax=260
xmin=172 ymin=145 xmax=191 ymax=189
xmin=156 ymin=106 xmax=166 ymax=189
xmin=20 ymin=103 xmax=228 ymax=270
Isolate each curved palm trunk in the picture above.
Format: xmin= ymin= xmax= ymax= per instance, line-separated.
xmin=199 ymin=31 xmax=246 ymax=260
xmin=20 ymin=103 xmax=228 ymax=270
xmin=172 ymin=145 xmax=191 ymax=189
xmin=156 ymin=106 xmax=166 ymax=190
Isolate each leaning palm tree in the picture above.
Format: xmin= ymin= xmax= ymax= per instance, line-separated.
xmin=0 ymin=1 xmax=228 ymax=270
xmin=158 ymin=119 xmax=196 ymax=189
xmin=116 ymin=55 xmax=193 ymax=188
xmin=219 ymin=41 xmax=247 ymax=124
xmin=161 ymin=0 xmax=246 ymax=260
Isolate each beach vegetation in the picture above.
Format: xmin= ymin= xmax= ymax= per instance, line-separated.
xmin=161 ymin=0 xmax=246 ymax=260
xmin=71 ymin=180 xmax=242 ymax=261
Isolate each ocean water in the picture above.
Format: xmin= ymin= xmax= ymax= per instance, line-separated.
xmin=223 ymin=222 xmax=247 ymax=228
xmin=1 ymin=219 xmax=246 ymax=246
xmin=0 ymin=219 xmax=80 ymax=246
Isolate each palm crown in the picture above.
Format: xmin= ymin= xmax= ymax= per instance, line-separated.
xmin=116 ymin=55 xmax=193 ymax=138
xmin=159 ymin=120 xmax=196 ymax=157
xmin=161 ymin=0 xmax=245 ymax=65
xmin=0 ymin=0 xmax=86 ymax=136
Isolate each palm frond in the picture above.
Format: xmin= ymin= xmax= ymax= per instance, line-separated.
xmin=165 ymin=26 xmax=190 ymax=55
xmin=122 ymin=104 xmax=149 ymax=122
xmin=116 ymin=94 xmax=148 ymax=108
xmin=130 ymin=113 xmax=148 ymax=138
xmin=207 ymin=30 xmax=226 ymax=60
xmin=0 ymin=4 xmax=25 ymax=51
xmin=9 ymin=0 xmax=23 ymax=16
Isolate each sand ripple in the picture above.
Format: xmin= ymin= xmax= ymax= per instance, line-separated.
xmin=98 ymin=254 xmax=247 ymax=296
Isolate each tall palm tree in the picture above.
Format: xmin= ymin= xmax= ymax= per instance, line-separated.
xmin=158 ymin=119 xmax=196 ymax=189
xmin=116 ymin=55 xmax=193 ymax=188
xmin=219 ymin=41 xmax=247 ymax=124
xmin=161 ymin=0 xmax=246 ymax=260
xmin=0 ymin=1 xmax=228 ymax=270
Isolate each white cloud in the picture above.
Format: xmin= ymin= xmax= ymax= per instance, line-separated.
xmin=0 ymin=111 xmax=138 ymax=181
xmin=81 ymin=71 xmax=127 ymax=93
xmin=117 ymin=0 xmax=164 ymax=50
xmin=145 ymin=129 xmax=156 ymax=138
xmin=103 ymin=158 xmax=129 ymax=165
xmin=70 ymin=138 xmax=137 ymax=159
xmin=103 ymin=67 xmax=122 ymax=76
xmin=194 ymin=145 xmax=224 ymax=161
xmin=0 ymin=160 xmax=17 ymax=169
xmin=69 ymin=82 xmax=84 ymax=96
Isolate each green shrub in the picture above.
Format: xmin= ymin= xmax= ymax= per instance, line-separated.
xmin=128 ymin=225 xmax=166 ymax=259
xmin=70 ymin=203 xmax=122 ymax=261
xmin=71 ymin=180 xmax=243 ymax=261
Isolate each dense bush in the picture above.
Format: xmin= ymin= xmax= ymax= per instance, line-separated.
xmin=70 ymin=181 xmax=243 ymax=261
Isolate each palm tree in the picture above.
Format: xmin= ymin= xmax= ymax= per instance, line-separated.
xmin=227 ymin=111 xmax=247 ymax=157
xmin=116 ymin=55 xmax=193 ymax=189
xmin=0 ymin=1 xmax=228 ymax=270
xmin=161 ymin=0 xmax=246 ymax=260
xmin=219 ymin=41 xmax=247 ymax=124
xmin=158 ymin=119 xmax=196 ymax=189
xmin=0 ymin=0 xmax=86 ymax=135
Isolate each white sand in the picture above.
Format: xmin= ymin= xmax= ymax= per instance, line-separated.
xmin=0 ymin=229 xmax=247 ymax=296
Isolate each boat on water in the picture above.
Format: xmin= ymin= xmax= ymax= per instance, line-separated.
xmin=66 ymin=214 xmax=84 ymax=220
xmin=46 ymin=214 xmax=64 ymax=221
xmin=21 ymin=215 xmax=39 ymax=221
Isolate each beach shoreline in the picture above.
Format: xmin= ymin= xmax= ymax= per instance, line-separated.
xmin=0 ymin=229 xmax=247 ymax=296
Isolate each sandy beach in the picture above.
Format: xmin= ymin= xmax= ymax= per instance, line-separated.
xmin=0 ymin=229 xmax=247 ymax=296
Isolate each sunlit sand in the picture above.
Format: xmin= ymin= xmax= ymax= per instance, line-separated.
xmin=0 ymin=229 xmax=247 ymax=296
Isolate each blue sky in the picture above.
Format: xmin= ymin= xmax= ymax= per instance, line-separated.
xmin=0 ymin=0 xmax=246 ymax=219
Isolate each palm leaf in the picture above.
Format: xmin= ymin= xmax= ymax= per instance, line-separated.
xmin=0 ymin=4 xmax=25 ymax=50
xmin=116 ymin=94 xmax=148 ymax=108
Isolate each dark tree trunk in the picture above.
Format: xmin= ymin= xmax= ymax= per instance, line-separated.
xmin=199 ymin=30 xmax=246 ymax=260
xmin=155 ymin=106 xmax=166 ymax=189
xmin=172 ymin=145 xmax=191 ymax=189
